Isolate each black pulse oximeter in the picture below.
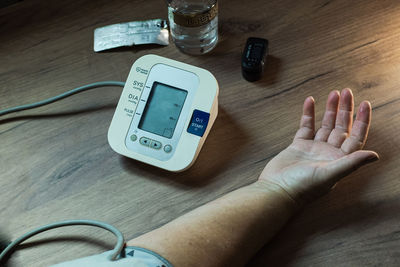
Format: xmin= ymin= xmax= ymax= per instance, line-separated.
xmin=241 ymin=37 xmax=269 ymax=82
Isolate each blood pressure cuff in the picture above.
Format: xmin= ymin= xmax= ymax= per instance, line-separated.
xmin=51 ymin=246 xmax=173 ymax=267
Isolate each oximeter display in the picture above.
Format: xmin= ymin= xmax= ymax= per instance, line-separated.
xmin=138 ymin=82 xmax=187 ymax=138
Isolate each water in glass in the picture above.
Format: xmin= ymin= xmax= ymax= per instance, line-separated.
xmin=168 ymin=0 xmax=218 ymax=55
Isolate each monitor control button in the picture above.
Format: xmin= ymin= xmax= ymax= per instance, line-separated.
xmin=150 ymin=140 xmax=162 ymax=150
xmin=164 ymin=145 xmax=172 ymax=153
xmin=139 ymin=137 xmax=151 ymax=147
xmin=187 ymin=109 xmax=210 ymax=137
xmin=130 ymin=134 xmax=137 ymax=142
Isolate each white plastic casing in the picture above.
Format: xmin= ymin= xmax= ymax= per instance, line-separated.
xmin=108 ymin=55 xmax=219 ymax=172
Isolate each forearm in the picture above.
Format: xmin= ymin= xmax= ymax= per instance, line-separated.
xmin=127 ymin=180 xmax=297 ymax=267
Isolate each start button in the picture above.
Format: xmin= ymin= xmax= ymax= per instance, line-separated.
xmin=187 ymin=109 xmax=210 ymax=137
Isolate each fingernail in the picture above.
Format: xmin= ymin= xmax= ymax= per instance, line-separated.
xmin=366 ymin=154 xmax=379 ymax=163
xmin=359 ymin=101 xmax=371 ymax=113
xmin=360 ymin=103 xmax=365 ymax=113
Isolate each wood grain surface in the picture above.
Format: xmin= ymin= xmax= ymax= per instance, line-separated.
xmin=1 ymin=0 xmax=399 ymax=266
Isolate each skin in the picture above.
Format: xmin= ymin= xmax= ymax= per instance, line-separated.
xmin=127 ymin=88 xmax=379 ymax=267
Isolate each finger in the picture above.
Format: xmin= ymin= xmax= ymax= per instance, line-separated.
xmin=294 ymin=96 xmax=315 ymax=140
xmin=315 ymin=90 xmax=340 ymax=142
xmin=341 ymin=101 xmax=372 ymax=154
xmin=323 ymin=150 xmax=379 ymax=186
xmin=327 ymin=88 xmax=354 ymax=147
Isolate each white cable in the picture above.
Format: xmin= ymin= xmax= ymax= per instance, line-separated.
xmin=0 ymin=220 xmax=125 ymax=263
xmin=0 ymin=81 xmax=125 ymax=117
xmin=0 ymin=83 xmax=127 ymax=262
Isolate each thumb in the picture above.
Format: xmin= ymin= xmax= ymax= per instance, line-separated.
xmin=325 ymin=150 xmax=379 ymax=184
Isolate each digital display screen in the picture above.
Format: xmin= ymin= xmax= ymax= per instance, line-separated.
xmin=139 ymin=82 xmax=188 ymax=139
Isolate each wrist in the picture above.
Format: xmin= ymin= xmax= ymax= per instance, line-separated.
xmin=252 ymin=180 xmax=302 ymax=212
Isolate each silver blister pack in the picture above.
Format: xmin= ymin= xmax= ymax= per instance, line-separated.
xmin=94 ymin=19 xmax=169 ymax=52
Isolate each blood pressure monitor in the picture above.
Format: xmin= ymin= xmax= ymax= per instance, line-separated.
xmin=108 ymin=55 xmax=219 ymax=172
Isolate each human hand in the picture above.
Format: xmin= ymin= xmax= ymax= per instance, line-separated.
xmin=259 ymin=89 xmax=379 ymax=206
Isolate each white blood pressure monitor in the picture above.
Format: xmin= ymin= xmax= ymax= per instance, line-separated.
xmin=108 ymin=55 xmax=219 ymax=172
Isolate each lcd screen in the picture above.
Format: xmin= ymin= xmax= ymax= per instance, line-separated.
xmin=139 ymin=82 xmax=188 ymax=138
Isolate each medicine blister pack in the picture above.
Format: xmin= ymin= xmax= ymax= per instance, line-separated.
xmin=94 ymin=19 xmax=169 ymax=52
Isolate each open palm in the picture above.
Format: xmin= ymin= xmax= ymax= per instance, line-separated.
xmin=260 ymin=89 xmax=379 ymax=205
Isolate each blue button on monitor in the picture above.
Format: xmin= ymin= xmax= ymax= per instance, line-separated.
xmin=187 ymin=109 xmax=210 ymax=137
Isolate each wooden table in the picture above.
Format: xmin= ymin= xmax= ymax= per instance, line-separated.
xmin=1 ymin=0 xmax=399 ymax=266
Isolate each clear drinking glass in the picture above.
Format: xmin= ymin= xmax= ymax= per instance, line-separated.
xmin=167 ymin=0 xmax=218 ymax=55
